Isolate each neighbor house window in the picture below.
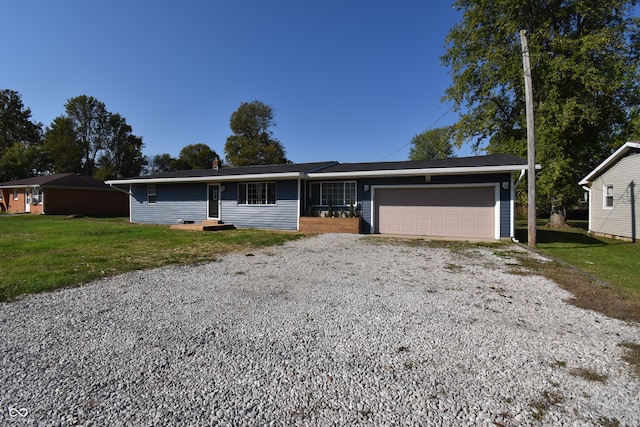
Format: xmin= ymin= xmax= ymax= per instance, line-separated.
xmin=147 ymin=185 xmax=157 ymax=205
xmin=13 ymin=190 xmax=18 ymax=200
xmin=310 ymin=181 xmax=357 ymax=206
xmin=238 ymin=182 xmax=277 ymax=205
xmin=604 ymin=184 xmax=614 ymax=208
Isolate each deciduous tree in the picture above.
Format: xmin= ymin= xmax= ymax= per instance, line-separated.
xmin=0 ymin=89 xmax=43 ymax=181
xmin=442 ymin=0 xmax=640 ymax=223
xmin=173 ymin=143 xmax=220 ymax=170
xmin=95 ymin=113 xmax=146 ymax=179
xmin=43 ymin=117 xmax=82 ymax=174
xmin=44 ymin=95 xmax=145 ymax=178
xmin=146 ymin=153 xmax=176 ymax=174
xmin=408 ymin=127 xmax=455 ymax=160
xmin=224 ymin=100 xmax=288 ymax=166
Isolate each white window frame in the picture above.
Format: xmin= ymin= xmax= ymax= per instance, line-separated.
xmin=147 ymin=185 xmax=157 ymax=205
xmin=13 ymin=189 xmax=19 ymax=200
xmin=310 ymin=181 xmax=357 ymax=207
xmin=603 ymin=184 xmax=613 ymax=209
xmin=32 ymin=188 xmax=40 ymax=204
xmin=237 ymin=182 xmax=277 ymax=205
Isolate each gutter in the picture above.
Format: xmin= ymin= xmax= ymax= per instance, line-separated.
xmin=307 ymin=164 xmax=534 ymax=179
xmin=105 ymin=171 xmax=304 ymax=185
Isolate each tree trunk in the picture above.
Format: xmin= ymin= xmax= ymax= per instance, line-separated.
xmin=548 ymin=212 xmax=568 ymax=228
xmin=548 ymin=203 xmax=569 ymax=228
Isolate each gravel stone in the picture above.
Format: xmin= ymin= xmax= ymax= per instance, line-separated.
xmin=1 ymin=234 xmax=639 ymax=426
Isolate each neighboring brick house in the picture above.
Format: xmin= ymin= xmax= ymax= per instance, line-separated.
xmin=579 ymin=141 xmax=640 ymax=242
xmin=0 ymin=173 xmax=129 ymax=216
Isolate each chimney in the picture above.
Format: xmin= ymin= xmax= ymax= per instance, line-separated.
xmin=212 ymin=159 xmax=219 ymax=171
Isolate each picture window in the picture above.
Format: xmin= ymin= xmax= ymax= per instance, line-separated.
xmin=310 ymin=181 xmax=357 ymax=206
xmin=238 ymin=182 xmax=277 ymax=205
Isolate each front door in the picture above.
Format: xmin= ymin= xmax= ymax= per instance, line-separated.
xmin=208 ymin=185 xmax=220 ymax=219
xmin=25 ymin=189 xmax=31 ymax=213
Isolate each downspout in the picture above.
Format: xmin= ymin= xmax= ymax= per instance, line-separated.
xmin=297 ymin=178 xmax=302 ymax=231
xmin=582 ymin=186 xmax=591 ymax=233
xmin=108 ymin=183 xmax=133 ymax=223
xmin=108 ymin=183 xmax=133 ymax=195
xmin=514 ymin=169 xmax=526 ymax=189
xmin=511 ymin=169 xmax=527 ymax=243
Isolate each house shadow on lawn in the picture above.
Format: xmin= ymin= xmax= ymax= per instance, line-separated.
xmin=515 ymin=227 xmax=628 ymax=248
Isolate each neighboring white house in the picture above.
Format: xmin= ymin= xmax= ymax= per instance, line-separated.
xmin=579 ymin=141 xmax=640 ymax=242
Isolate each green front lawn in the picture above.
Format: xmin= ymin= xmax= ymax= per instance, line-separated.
xmin=516 ymin=220 xmax=640 ymax=299
xmin=0 ymin=215 xmax=304 ymax=301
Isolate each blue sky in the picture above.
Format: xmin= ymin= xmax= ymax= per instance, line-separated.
xmin=2 ymin=1 xmax=466 ymax=164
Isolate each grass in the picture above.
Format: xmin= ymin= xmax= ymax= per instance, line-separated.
xmin=517 ymin=220 xmax=640 ymax=297
xmin=515 ymin=219 xmax=640 ymax=324
xmin=0 ymin=215 xmax=305 ymax=301
xmin=569 ymin=367 xmax=608 ymax=383
xmin=530 ymin=389 xmax=564 ymax=421
xmin=619 ymin=342 xmax=640 ymax=375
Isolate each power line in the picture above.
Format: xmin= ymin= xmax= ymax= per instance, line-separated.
xmin=379 ymin=104 xmax=456 ymax=162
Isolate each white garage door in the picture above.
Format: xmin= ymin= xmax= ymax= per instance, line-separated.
xmin=375 ymin=186 xmax=496 ymax=239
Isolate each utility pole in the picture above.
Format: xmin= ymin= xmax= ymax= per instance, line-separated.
xmin=520 ymin=29 xmax=536 ymax=247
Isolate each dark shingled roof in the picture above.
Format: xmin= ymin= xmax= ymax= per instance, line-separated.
xmin=127 ymin=161 xmax=338 ymax=180
xmin=0 ymin=173 xmax=115 ymax=190
xmin=106 ymin=154 xmax=528 ymax=183
xmin=314 ymin=154 xmax=527 ymax=173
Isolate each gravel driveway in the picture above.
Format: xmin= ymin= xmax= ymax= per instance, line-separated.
xmin=1 ymin=234 xmax=639 ymax=426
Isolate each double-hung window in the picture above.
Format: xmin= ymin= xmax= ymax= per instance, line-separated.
xmin=238 ymin=182 xmax=277 ymax=205
xmin=13 ymin=190 xmax=19 ymax=201
xmin=147 ymin=185 xmax=157 ymax=205
xmin=310 ymin=181 xmax=357 ymax=206
xmin=604 ymin=184 xmax=614 ymax=208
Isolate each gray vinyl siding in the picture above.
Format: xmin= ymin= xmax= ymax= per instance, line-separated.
xmin=589 ymin=151 xmax=639 ymax=240
xmin=130 ymin=183 xmax=207 ymax=224
xmin=221 ymin=180 xmax=299 ymax=230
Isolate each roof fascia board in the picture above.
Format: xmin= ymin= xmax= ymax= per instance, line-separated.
xmin=307 ymin=164 xmax=534 ymax=179
xmin=578 ymin=142 xmax=640 ymax=185
xmin=105 ymin=171 xmax=304 ymax=185
xmin=0 ymin=184 xmax=41 ymax=189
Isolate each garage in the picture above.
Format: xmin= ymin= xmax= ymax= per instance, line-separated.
xmin=375 ymin=186 xmax=497 ymax=239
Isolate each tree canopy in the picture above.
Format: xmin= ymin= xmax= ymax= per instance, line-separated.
xmin=408 ymin=127 xmax=455 ymax=160
xmin=44 ymin=95 xmax=146 ymax=179
xmin=442 ymin=0 xmax=640 ymax=218
xmin=0 ymin=89 xmax=44 ymax=181
xmin=224 ymin=100 xmax=288 ymax=166
xmin=173 ymin=143 xmax=221 ymax=170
